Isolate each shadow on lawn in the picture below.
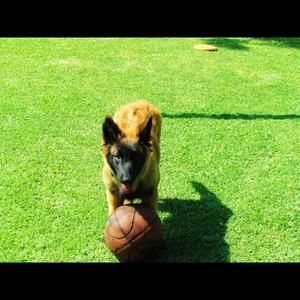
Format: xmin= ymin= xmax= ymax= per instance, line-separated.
xmin=162 ymin=112 xmax=300 ymax=120
xmin=200 ymin=37 xmax=300 ymax=51
xmin=258 ymin=38 xmax=300 ymax=49
xmin=157 ymin=181 xmax=233 ymax=262
xmin=201 ymin=38 xmax=250 ymax=51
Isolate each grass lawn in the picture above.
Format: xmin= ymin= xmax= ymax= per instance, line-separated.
xmin=0 ymin=38 xmax=299 ymax=262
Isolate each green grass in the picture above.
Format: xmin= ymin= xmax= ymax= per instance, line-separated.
xmin=0 ymin=38 xmax=299 ymax=262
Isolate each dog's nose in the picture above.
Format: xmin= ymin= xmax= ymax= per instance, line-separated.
xmin=120 ymin=173 xmax=132 ymax=184
xmin=121 ymin=179 xmax=132 ymax=185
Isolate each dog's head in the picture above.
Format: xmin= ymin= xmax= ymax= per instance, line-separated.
xmin=101 ymin=116 xmax=153 ymax=194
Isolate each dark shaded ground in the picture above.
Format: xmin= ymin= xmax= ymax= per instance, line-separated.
xmin=259 ymin=38 xmax=300 ymax=49
xmin=156 ymin=182 xmax=233 ymax=262
xmin=202 ymin=38 xmax=250 ymax=50
xmin=162 ymin=113 xmax=300 ymax=120
xmin=200 ymin=37 xmax=300 ymax=51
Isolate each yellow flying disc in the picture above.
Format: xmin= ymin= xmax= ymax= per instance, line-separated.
xmin=194 ymin=44 xmax=218 ymax=51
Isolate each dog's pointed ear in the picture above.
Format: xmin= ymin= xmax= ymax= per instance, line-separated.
xmin=139 ymin=117 xmax=152 ymax=146
xmin=102 ymin=116 xmax=121 ymax=145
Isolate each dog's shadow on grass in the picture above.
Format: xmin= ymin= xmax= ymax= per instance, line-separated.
xmin=156 ymin=181 xmax=233 ymax=262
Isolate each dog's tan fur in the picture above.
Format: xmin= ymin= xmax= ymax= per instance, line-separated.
xmin=101 ymin=100 xmax=162 ymax=215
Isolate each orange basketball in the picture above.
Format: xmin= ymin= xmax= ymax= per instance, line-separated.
xmin=104 ymin=204 xmax=164 ymax=262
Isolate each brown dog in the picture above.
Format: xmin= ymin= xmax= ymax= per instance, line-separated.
xmin=101 ymin=100 xmax=162 ymax=215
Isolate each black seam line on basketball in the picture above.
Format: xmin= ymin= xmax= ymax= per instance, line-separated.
xmin=108 ymin=213 xmax=159 ymax=242
xmin=114 ymin=209 xmax=130 ymax=242
xmin=106 ymin=208 xmax=136 ymax=240
xmin=109 ymin=215 xmax=158 ymax=255
xmin=106 ymin=212 xmax=159 ymax=241
xmin=113 ymin=215 xmax=160 ymax=253
xmin=115 ymin=224 xmax=155 ymax=255
xmin=122 ymin=209 xmax=134 ymax=250
xmin=120 ymin=208 xmax=136 ymax=245
xmin=117 ymin=228 xmax=162 ymax=260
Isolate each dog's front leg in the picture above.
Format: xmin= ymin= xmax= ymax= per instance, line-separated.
xmin=141 ymin=189 xmax=158 ymax=212
xmin=106 ymin=189 xmax=122 ymax=215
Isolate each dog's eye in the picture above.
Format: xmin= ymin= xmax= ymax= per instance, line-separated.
xmin=113 ymin=154 xmax=122 ymax=161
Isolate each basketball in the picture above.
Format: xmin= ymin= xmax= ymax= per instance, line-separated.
xmin=104 ymin=204 xmax=164 ymax=262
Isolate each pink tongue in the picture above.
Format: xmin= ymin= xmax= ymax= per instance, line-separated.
xmin=122 ymin=183 xmax=130 ymax=193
